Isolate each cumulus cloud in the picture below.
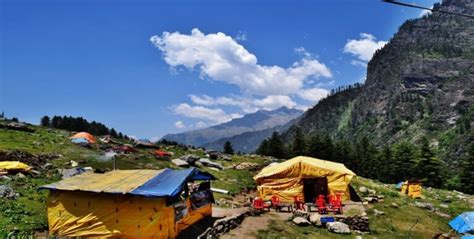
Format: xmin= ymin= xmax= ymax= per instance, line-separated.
xmin=171 ymin=103 xmax=241 ymax=124
xmin=189 ymin=94 xmax=300 ymax=112
xmin=297 ymin=87 xmax=330 ymax=102
xmin=344 ymin=33 xmax=387 ymax=62
xmin=253 ymin=95 xmax=297 ymax=110
xmin=174 ymin=121 xmax=186 ymax=129
xmin=419 ymin=9 xmax=432 ymax=18
xmin=150 ymin=28 xmax=331 ymax=96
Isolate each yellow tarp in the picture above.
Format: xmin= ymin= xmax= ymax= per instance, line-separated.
xmin=42 ymin=170 xmax=163 ymax=194
xmin=401 ymin=181 xmax=422 ymax=198
xmin=254 ymin=156 xmax=356 ymax=202
xmin=0 ymin=161 xmax=31 ymax=172
xmin=176 ymin=201 xmax=212 ymax=234
xmin=47 ymin=191 xmax=175 ymax=238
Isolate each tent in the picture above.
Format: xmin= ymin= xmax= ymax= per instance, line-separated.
xmin=70 ymin=137 xmax=89 ymax=144
xmin=400 ymin=181 xmax=422 ymax=198
xmin=70 ymin=132 xmax=96 ymax=143
xmin=449 ymin=212 xmax=474 ymax=234
xmin=40 ymin=167 xmax=215 ymax=238
xmin=0 ymin=161 xmax=31 ymax=173
xmin=254 ymin=156 xmax=356 ymax=203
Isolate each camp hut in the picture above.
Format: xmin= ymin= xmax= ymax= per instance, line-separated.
xmin=254 ymin=156 xmax=356 ymax=203
xmin=400 ymin=180 xmax=422 ymax=198
xmin=449 ymin=212 xmax=474 ymax=235
xmin=40 ymin=167 xmax=215 ymax=238
xmin=70 ymin=132 xmax=97 ymax=144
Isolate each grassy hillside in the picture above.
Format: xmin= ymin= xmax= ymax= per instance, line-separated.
xmin=0 ymin=120 xmax=472 ymax=238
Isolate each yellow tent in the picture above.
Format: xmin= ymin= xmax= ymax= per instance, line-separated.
xmin=254 ymin=156 xmax=356 ymax=202
xmin=40 ymin=168 xmax=215 ymax=238
xmin=400 ymin=181 xmax=422 ymax=198
xmin=0 ymin=161 xmax=31 ymax=172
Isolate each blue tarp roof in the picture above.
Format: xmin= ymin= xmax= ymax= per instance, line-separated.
xmin=40 ymin=167 xmax=215 ymax=198
xmin=130 ymin=167 xmax=215 ymax=198
xmin=70 ymin=138 xmax=89 ymax=144
xmin=449 ymin=212 xmax=474 ymax=234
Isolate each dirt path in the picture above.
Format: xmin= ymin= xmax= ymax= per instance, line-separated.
xmin=220 ymin=211 xmax=293 ymax=239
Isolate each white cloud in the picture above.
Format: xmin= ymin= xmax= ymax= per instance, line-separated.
xmin=344 ymin=33 xmax=387 ymax=62
xmin=419 ymin=9 xmax=432 ymax=18
xmin=350 ymin=60 xmax=367 ymax=68
xmin=174 ymin=121 xmax=186 ymax=129
xmin=297 ymin=87 xmax=330 ymax=102
xmin=150 ymin=28 xmax=332 ymax=96
xmin=253 ymin=95 xmax=297 ymax=110
xmin=235 ymin=31 xmax=247 ymax=41
xmin=171 ymin=103 xmax=241 ymax=124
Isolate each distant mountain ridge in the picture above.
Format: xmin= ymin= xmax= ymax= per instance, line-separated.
xmin=161 ymin=107 xmax=303 ymax=148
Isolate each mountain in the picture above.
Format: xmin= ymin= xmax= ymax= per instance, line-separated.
xmin=283 ymin=0 xmax=473 ymax=167
xmin=161 ymin=107 xmax=303 ymax=147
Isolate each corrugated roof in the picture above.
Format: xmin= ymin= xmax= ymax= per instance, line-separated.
xmin=40 ymin=168 xmax=215 ymax=197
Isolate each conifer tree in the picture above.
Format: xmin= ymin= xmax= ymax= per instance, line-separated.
xmin=391 ymin=141 xmax=418 ymax=183
xmin=223 ymin=141 xmax=234 ymax=155
xmin=268 ymin=132 xmax=286 ymax=159
xmin=460 ymin=143 xmax=474 ymax=194
xmin=291 ymin=127 xmax=306 ymax=157
xmin=40 ymin=116 xmax=51 ymax=127
xmin=415 ymin=137 xmax=444 ymax=187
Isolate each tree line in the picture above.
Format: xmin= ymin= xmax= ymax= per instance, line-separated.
xmin=256 ymin=128 xmax=473 ymax=193
xmin=40 ymin=115 xmax=130 ymax=140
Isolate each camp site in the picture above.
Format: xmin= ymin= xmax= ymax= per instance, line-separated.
xmin=1 ymin=0 xmax=474 ymax=238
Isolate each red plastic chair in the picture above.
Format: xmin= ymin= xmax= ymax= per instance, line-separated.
xmin=316 ymin=195 xmax=327 ymax=214
xmin=253 ymin=198 xmax=270 ymax=212
xmin=331 ymin=195 xmax=343 ymax=214
xmin=293 ymin=196 xmax=305 ymax=211
xmin=271 ymin=195 xmax=281 ymax=211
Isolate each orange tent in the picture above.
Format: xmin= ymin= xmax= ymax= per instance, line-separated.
xmin=70 ymin=132 xmax=96 ymax=143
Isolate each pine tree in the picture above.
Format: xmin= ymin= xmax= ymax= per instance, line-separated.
xmin=268 ymin=132 xmax=286 ymax=159
xmin=391 ymin=141 xmax=418 ymax=183
xmin=415 ymin=137 xmax=444 ymax=187
xmin=376 ymin=145 xmax=392 ymax=182
xmin=40 ymin=116 xmax=51 ymax=127
xmin=355 ymin=136 xmax=377 ymax=178
xmin=460 ymin=143 xmax=474 ymax=194
xmin=291 ymin=127 xmax=306 ymax=157
xmin=110 ymin=128 xmax=118 ymax=138
xmin=256 ymin=139 xmax=270 ymax=155
xmin=308 ymin=134 xmax=324 ymax=159
xmin=223 ymin=141 xmax=234 ymax=155
xmin=11 ymin=117 xmax=19 ymax=122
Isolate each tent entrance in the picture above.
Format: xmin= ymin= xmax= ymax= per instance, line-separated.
xmin=303 ymin=178 xmax=328 ymax=203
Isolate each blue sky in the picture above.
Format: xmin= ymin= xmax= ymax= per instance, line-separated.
xmin=1 ymin=0 xmax=439 ymax=140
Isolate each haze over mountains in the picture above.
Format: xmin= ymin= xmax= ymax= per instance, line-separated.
xmin=161 ymin=107 xmax=303 ymax=150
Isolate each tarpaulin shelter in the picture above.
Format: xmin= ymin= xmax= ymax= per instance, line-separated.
xmin=0 ymin=161 xmax=31 ymax=173
xmin=449 ymin=212 xmax=474 ymax=234
xmin=400 ymin=180 xmax=422 ymax=198
xmin=254 ymin=156 xmax=356 ymax=203
xmin=70 ymin=137 xmax=89 ymax=145
xmin=40 ymin=167 xmax=215 ymax=238
xmin=70 ymin=132 xmax=96 ymax=143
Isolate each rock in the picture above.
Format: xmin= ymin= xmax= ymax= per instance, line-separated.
xmin=16 ymin=173 xmax=26 ymax=179
xmin=198 ymin=158 xmax=223 ymax=170
xmin=414 ymin=202 xmax=434 ymax=210
xmin=326 ymin=222 xmax=351 ymax=234
xmin=172 ymin=158 xmax=189 ymax=167
xmin=309 ymin=213 xmax=322 ymax=226
xmin=0 ymin=185 xmax=18 ymax=199
xmin=355 ymin=236 xmax=363 ymax=239
xmin=293 ymin=210 xmax=310 ymax=220
xmin=234 ymin=162 xmax=260 ymax=170
xmin=363 ymin=197 xmax=378 ymax=203
xmin=391 ymin=203 xmax=399 ymax=208
xmin=455 ymin=195 xmax=468 ymax=201
xmin=435 ymin=211 xmax=451 ymax=218
xmin=439 ymin=204 xmax=449 ymax=209
xmin=180 ymin=154 xmax=200 ymax=165
xmin=70 ymin=160 xmax=78 ymax=167
xmin=367 ymin=189 xmax=377 ymax=195
xmin=292 ymin=217 xmax=311 ymax=226
xmin=220 ymin=155 xmax=232 ymax=161
xmin=0 ymin=175 xmax=12 ymax=181
xmin=359 ymin=186 xmax=368 ymax=193
xmin=59 ymin=167 xmax=93 ymax=179
xmin=373 ymin=209 xmax=385 ymax=216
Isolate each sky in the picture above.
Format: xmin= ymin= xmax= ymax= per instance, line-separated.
xmin=1 ymin=0 xmax=439 ymax=140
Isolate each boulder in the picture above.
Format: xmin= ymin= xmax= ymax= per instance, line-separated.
xmin=359 ymin=186 xmax=368 ymax=193
xmin=59 ymin=167 xmax=93 ymax=179
xmin=220 ymin=155 xmax=232 ymax=161
xmin=0 ymin=185 xmax=18 ymax=199
xmin=373 ymin=209 xmax=385 ymax=216
xmin=309 ymin=213 xmax=323 ymax=226
xmin=326 ymin=221 xmax=351 ymax=234
xmin=391 ymin=203 xmax=399 ymax=208
xmin=198 ymin=158 xmax=223 ymax=170
xmin=435 ymin=211 xmax=451 ymax=219
xmin=172 ymin=158 xmax=189 ymax=167
xmin=414 ymin=202 xmax=434 ymax=210
xmin=180 ymin=154 xmax=200 ymax=165
xmin=367 ymin=189 xmax=377 ymax=195
xmin=292 ymin=217 xmax=311 ymax=226
xmin=16 ymin=173 xmax=26 ymax=179
xmin=439 ymin=204 xmax=449 ymax=209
